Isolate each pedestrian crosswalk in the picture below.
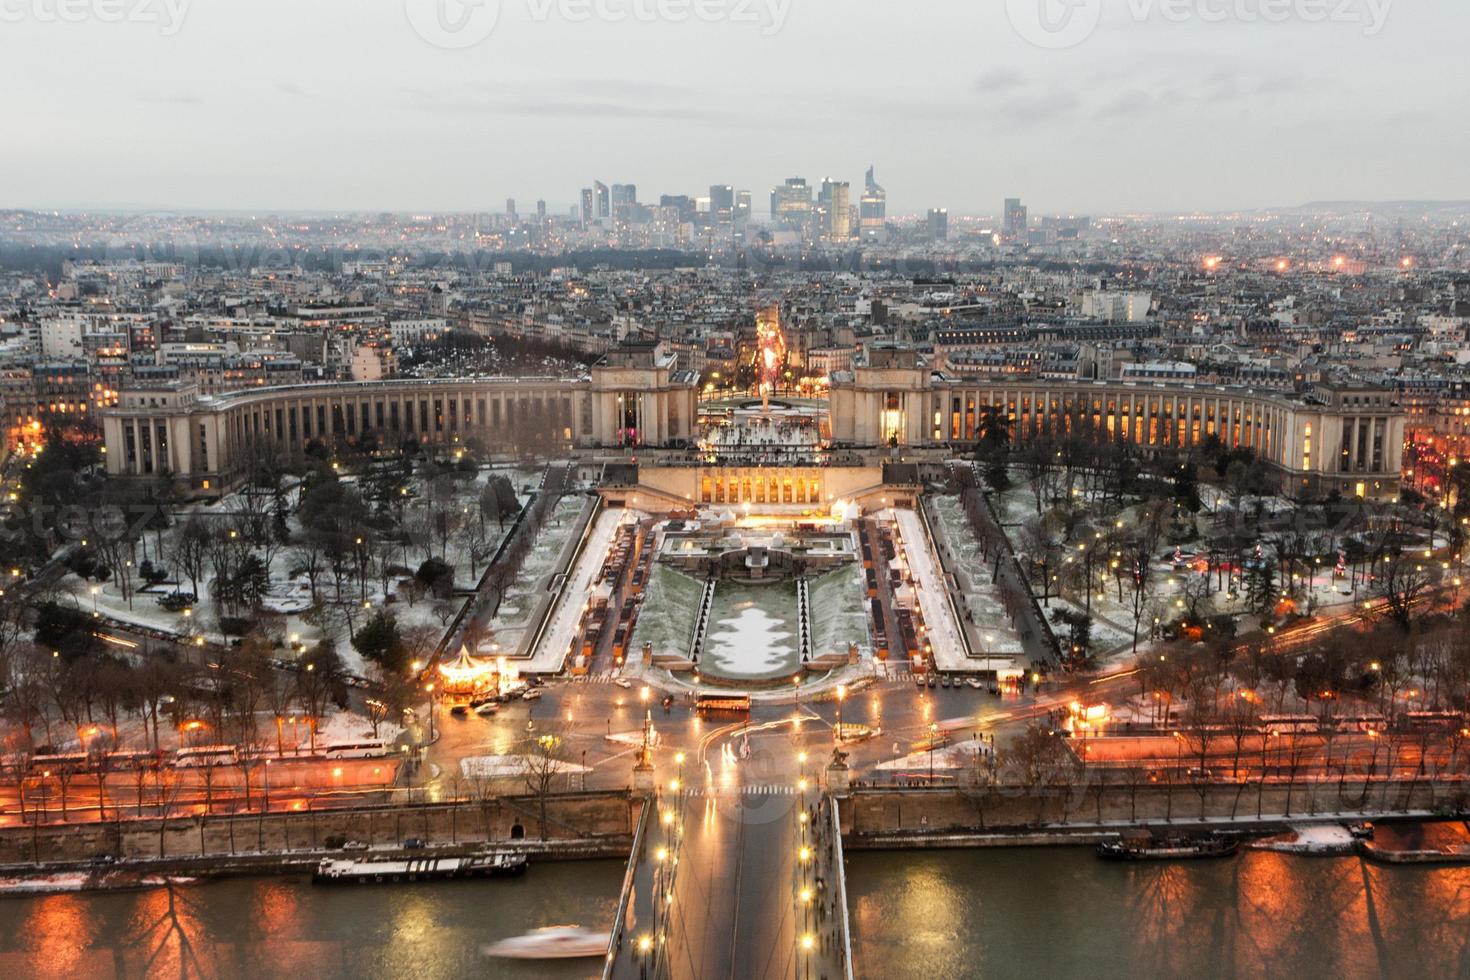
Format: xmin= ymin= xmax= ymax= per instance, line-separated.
xmin=684 ymin=784 xmax=803 ymax=798
xmin=565 ymin=673 xmax=623 ymax=685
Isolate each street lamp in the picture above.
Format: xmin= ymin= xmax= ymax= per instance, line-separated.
xmin=637 ymin=934 xmax=653 ymax=979
xmin=928 ymin=722 xmax=939 ymax=783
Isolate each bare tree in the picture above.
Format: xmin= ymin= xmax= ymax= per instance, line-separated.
xmin=519 ymin=727 xmax=570 ymax=840
xmin=1372 ymin=556 xmax=1437 ymax=632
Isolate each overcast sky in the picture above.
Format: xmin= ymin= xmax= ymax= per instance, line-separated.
xmin=2 ymin=0 xmax=1464 ymax=216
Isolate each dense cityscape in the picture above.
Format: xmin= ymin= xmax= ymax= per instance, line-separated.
xmin=4 ymin=1 xmax=1470 ymax=978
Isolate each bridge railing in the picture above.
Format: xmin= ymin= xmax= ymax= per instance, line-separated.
xmin=602 ymin=797 xmax=652 ymax=980
xmin=831 ymin=796 xmax=856 ymax=980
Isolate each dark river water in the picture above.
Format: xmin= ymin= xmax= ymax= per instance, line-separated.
xmin=3 ymin=850 xmax=1469 ymax=979
xmin=847 ymin=847 xmax=1470 ymax=980
xmin=0 ymin=861 xmax=624 ymax=980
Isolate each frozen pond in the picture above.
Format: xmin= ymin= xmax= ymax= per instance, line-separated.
xmin=703 ymin=583 xmax=800 ymax=679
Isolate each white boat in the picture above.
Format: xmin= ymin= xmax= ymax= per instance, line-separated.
xmin=482 ymin=925 xmax=610 ymax=960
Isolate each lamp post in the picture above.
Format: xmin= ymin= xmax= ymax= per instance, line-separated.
xmin=834 ymin=684 xmax=846 ymax=743
xmin=928 ymin=723 xmax=938 ymax=783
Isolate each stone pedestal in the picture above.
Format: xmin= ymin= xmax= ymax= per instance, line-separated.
xmin=827 ymin=762 xmax=851 ymax=796
xmin=633 ymin=762 xmax=656 ymax=793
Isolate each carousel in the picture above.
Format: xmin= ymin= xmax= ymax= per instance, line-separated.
xmin=437 ymin=646 xmax=502 ymax=705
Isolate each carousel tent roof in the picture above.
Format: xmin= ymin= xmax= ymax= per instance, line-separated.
xmin=439 ymin=645 xmax=491 ymax=684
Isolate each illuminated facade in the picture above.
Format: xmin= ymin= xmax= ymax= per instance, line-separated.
xmin=102 ymin=341 xmax=698 ymax=494
xmin=830 ymin=346 xmax=1406 ymax=499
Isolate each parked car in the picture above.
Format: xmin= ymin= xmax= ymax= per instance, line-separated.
xmin=402 ymin=838 xmax=426 ymax=850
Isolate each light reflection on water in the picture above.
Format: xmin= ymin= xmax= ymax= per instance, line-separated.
xmin=849 ymin=848 xmax=1470 ymax=980
xmin=0 ymin=861 xmax=622 ymax=980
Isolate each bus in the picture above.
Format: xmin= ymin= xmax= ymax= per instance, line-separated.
xmin=1258 ymin=714 xmax=1320 ymax=735
xmin=1404 ymin=710 xmax=1465 ymax=732
xmin=175 ymin=745 xmax=239 ymax=768
xmin=322 ymin=740 xmax=391 ymax=760
xmin=1332 ymin=712 xmax=1388 ymax=733
xmin=696 ymin=694 xmax=751 ymax=717
xmin=28 ymin=752 xmax=91 ymax=776
xmin=106 ymin=750 xmax=164 ymax=772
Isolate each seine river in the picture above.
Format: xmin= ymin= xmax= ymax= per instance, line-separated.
xmin=848 ymin=848 xmax=1470 ymax=980
xmin=2 ymin=850 xmax=1469 ymax=978
xmin=0 ymin=861 xmax=624 ymax=980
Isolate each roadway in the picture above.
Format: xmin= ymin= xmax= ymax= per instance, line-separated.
xmin=611 ymin=716 xmax=824 ymax=979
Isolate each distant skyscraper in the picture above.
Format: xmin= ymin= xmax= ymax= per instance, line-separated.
xmin=506 ymin=198 xmax=517 ymax=219
xmin=580 ymin=188 xmax=595 ymax=225
xmin=927 ymin=208 xmax=949 ymax=241
xmin=1003 ymin=197 xmax=1028 ymax=241
xmin=611 ymin=184 xmax=637 ymax=224
xmin=709 ymin=185 xmax=735 ymax=224
xmin=659 ymin=194 xmax=696 ymax=223
xmin=860 ymin=165 xmax=887 ymax=241
xmin=826 ymin=180 xmax=851 ymax=241
xmin=771 ymin=177 xmax=812 ymax=231
xmin=734 ymin=190 xmax=751 ymax=229
xmin=594 ymin=181 xmax=610 ymax=220
xmin=536 ymin=200 xmax=547 ymax=222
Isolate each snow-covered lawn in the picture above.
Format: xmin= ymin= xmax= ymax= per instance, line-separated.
xmin=927 ymin=497 xmax=1024 ymax=658
xmin=631 ymin=564 xmax=704 ymax=660
xmin=459 ymin=755 xmax=591 ymax=779
xmin=809 ymin=564 xmax=871 ymax=658
xmin=478 ymin=495 xmax=589 ymax=656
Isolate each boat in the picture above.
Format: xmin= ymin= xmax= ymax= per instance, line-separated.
xmin=482 ymin=925 xmax=610 ymax=960
xmin=313 ymin=852 xmax=527 ymax=884
xmin=1097 ymin=829 xmax=1238 ymax=861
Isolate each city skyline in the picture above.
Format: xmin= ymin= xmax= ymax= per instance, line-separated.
xmin=3 ymin=1 xmax=1467 ymax=215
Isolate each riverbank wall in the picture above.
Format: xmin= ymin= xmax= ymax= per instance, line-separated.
xmin=0 ymin=791 xmax=643 ymax=869
xmin=839 ymin=780 xmax=1464 ymax=847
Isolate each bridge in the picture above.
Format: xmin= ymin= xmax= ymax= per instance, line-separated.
xmin=605 ymin=724 xmax=854 ymax=980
